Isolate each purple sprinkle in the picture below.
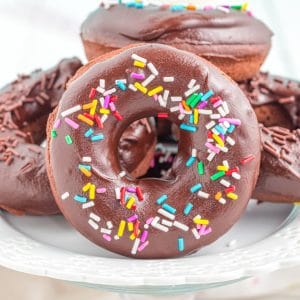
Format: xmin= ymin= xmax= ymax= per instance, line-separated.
xmin=127 ymin=214 xmax=138 ymax=222
xmin=104 ymin=95 xmax=110 ymax=108
xmin=131 ymin=72 xmax=145 ymax=80
xmin=127 ymin=187 xmax=136 ymax=193
xmin=219 ymin=118 xmax=241 ymax=126
xmin=146 ymin=217 xmax=154 ymax=225
xmin=141 ymin=230 xmax=148 ymax=243
xmin=198 ymin=101 xmax=208 ymax=109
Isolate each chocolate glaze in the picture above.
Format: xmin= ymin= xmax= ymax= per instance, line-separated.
xmin=0 ymin=58 xmax=82 ymax=215
xmin=239 ymin=72 xmax=300 ymax=129
xmin=47 ymin=44 xmax=261 ymax=258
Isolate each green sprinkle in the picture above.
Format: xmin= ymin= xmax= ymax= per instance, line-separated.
xmin=190 ymin=93 xmax=203 ymax=108
xmin=197 ymin=161 xmax=204 ymax=175
xmin=51 ymin=129 xmax=57 ymax=138
xmin=65 ymin=135 xmax=73 ymax=145
xmin=210 ymin=171 xmax=225 ymax=181
xmin=186 ymin=93 xmax=198 ymax=106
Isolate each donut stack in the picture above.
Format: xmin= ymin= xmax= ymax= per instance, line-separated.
xmin=0 ymin=1 xmax=299 ymax=259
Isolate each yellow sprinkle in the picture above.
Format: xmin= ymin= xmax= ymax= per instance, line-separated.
xmin=117 ymin=220 xmax=126 ymax=237
xmin=193 ymin=217 xmax=209 ymax=225
xmin=82 ymin=182 xmax=91 ymax=192
xmin=89 ymin=99 xmax=98 ymax=116
xmin=217 ymin=165 xmax=229 ymax=172
xmin=227 ymin=192 xmax=238 ymax=200
xmin=126 ymin=197 xmax=135 ymax=209
xmin=134 ymin=60 xmax=145 ymax=68
xmin=127 ymin=222 xmax=134 ymax=232
xmin=242 ymin=2 xmax=248 ymax=11
xmin=193 ymin=109 xmax=199 ymax=125
xmin=215 ymin=192 xmax=222 ymax=200
xmin=134 ymin=82 xmax=148 ymax=94
xmin=129 ymin=230 xmax=140 ymax=240
xmin=89 ymin=184 xmax=96 ymax=200
xmin=148 ymin=86 xmax=163 ymax=97
xmin=99 ymin=108 xmax=110 ymax=115
xmin=78 ymin=114 xmax=94 ymax=126
xmin=212 ymin=134 xmax=225 ymax=147
xmin=82 ymin=101 xmax=95 ymax=110
xmin=79 ymin=167 xmax=92 ymax=177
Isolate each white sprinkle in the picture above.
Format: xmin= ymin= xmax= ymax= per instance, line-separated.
xmin=232 ymin=172 xmax=241 ymax=180
xmin=115 ymin=187 xmax=121 ymax=200
xmin=158 ymin=208 xmax=175 ymax=220
xmin=207 ymin=152 xmax=216 ymax=162
xmin=128 ymin=84 xmax=137 ymax=92
xmin=220 ymin=179 xmax=231 ymax=187
xmin=217 ymin=5 xmax=230 ymax=13
xmin=212 ymin=128 xmax=220 ymax=136
xmin=227 ymin=239 xmax=237 ymax=248
xmin=188 ymin=79 xmax=197 ymax=89
xmin=82 ymin=156 xmax=92 ymax=163
xmin=170 ymin=106 xmax=180 ymax=112
xmin=88 ymin=219 xmax=99 ymax=230
xmin=61 ymin=192 xmax=69 ymax=200
xmin=178 ymin=113 xmax=185 ymax=120
xmin=114 ymin=235 xmax=120 ymax=240
xmin=82 ymin=201 xmax=95 ymax=209
xmin=99 ymin=97 xmax=104 ymax=107
xmin=198 ymin=109 xmax=212 ymax=115
xmin=106 ymin=221 xmax=113 ymax=229
xmin=171 ymin=96 xmax=182 ymax=102
xmin=115 ymin=79 xmax=126 ymax=84
xmin=191 ymin=148 xmax=197 ymax=157
xmin=207 ymin=138 xmax=214 ymax=143
xmin=219 ymin=198 xmax=227 ymax=205
xmin=96 ymin=87 xmax=105 ymax=94
xmin=223 ymin=160 xmax=229 ymax=168
xmin=131 ymin=238 xmax=141 ymax=255
xmin=103 ymin=88 xmax=116 ymax=96
xmin=90 ymin=213 xmax=101 ymax=222
xmin=144 ymin=224 xmax=149 ymax=229
xmin=101 ymin=114 xmax=108 ymax=123
xmin=131 ymin=54 xmax=147 ymax=64
xmin=101 ymin=228 xmax=112 ymax=235
xmin=184 ymin=84 xmax=200 ymax=97
xmin=205 ymin=121 xmax=216 ymax=130
xmin=147 ymin=62 xmax=159 ymax=76
xmin=173 ymin=221 xmax=189 ymax=232
xmin=163 ymin=90 xmax=169 ymax=102
xmin=142 ymin=74 xmax=155 ymax=87
xmin=118 ymin=171 xmax=126 ymax=178
xmin=226 ymin=136 xmax=236 ymax=146
xmin=158 ymin=95 xmax=167 ymax=107
xmin=222 ymin=101 xmax=229 ymax=115
xmin=163 ymin=76 xmax=174 ymax=82
xmin=99 ymin=79 xmax=105 ymax=89
xmin=218 ymin=106 xmax=227 ymax=117
xmin=216 ymin=145 xmax=228 ymax=153
xmin=192 ymin=228 xmax=201 ymax=239
xmin=61 ymin=105 xmax=81 ymax=117
xmin=210 ymin=114 xmax=221 ymax=119
xmin=197 ymin=191 xmax=210 ymax=199
xmin=151 ymin=217 xmax=169 ymax=232
xmin=161 ymin=219 xmax=173 ymax=227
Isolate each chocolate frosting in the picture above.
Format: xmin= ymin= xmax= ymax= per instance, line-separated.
xmin=239 ymin=72 xmax=300 ymax=129
xmin=81 ymin=4 xmax=272 ymax=52
xmin=47 ymin=44 xmax=260 ymax=258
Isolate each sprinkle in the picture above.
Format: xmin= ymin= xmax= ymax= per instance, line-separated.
xmin=89 ymin=184 xmax=96 ymax=200
xmin=61 ymin=192 xmax=69 ymax=200
xmin=89 ymin=88 xmax=97 ymax=99
xmin=103 ymin=88 xmax=116 ymax=96
xmin=197 ymin=191 xmax=210 ymax=199
xmin=82 ymin=201 xmax=95 ymax=209
xmin=197 ymin=161 xmax=204 ymax=175
xmin=163 ymin=90 xmax=169 ymax=101
xmin=88 ymin=219 xmax=99 ymax=230
xmin=156 ymin=194 xmax=168 ymax=205
xmin=82 ymin=156 xmax=92 ymax=163
xmin=158 ymin=208 xmax=175 ymax=220
xmin=205 ymin=121 xmax=216 ymax=130
xmin=157 ymin=112 xmax=168 ymax=118
xmin=91 ymin=134 xmax=104 ymax=142
xmin=99 ymin=108 xmax=110 ymax=114
xmin=51 ymin=130 xmax=57 ymax=138
xmin=171 ymin=96 xmax=182 ymax=102
xmin=161 ymin=219 xmax=173 ymax=227
xmin=136 ymin=187 xmax=144 ymax=201
xmin=133 ymin=60 xmax=145 ymax=68
xmin=178 ymin=238 xmax=185 ymax=251
xmin=107 ymin=221 xmax=113 ymax=229
xmin=188 ymin=79 xmax=196 ymax=89
xmin=78 ymin=114 xmax=94 ymax=126
xmin=180 ymin=123 xmax=197 ymax=132
xmin=103 ymin=234 xmax=112 ymax=242
xmin=117 ymin=220 xmax=126 ymax=237
xmin=185 ymin=84 xmax=200 ymax=97
xmin=53 ymin=119 xmax=61 ymax=129
xmin=217 ymin=165 xmax=229 ymax=172
xmin=148 ymin=86 xmax=163 ymax=96
xmin=118 ymin=171 xmax=126 ymax=178
xmin=126 ymin=197 xmax=135 ymax=209
xmin=220 ymin=179 xmax=231 ymax=187
xmin=190 ymin=183 xmax=202 ymax=193
xmin=192 ymin=228 xmax=200 ymax=239
xmin=127 ymin=222 xmax=134 ymax=231
xmin=193 ymin=109 xmax=199 ymax=124
xmin=226 ymin=136 xmax=235 ymax=146
xmin=219 ymin=118 xmax=241 ymax=126
xmin=134 ymin=82 xmax=148 ymax=94
xmin=183 ymin=203 xmax=193 ymax=215
xmin=201 ymin=90 xmax=214 ymax=101
xmin=212 ymin=134 xmax=225 ymax=147
xmin=232 ymin=172 xmax=241 ymax=180
xmin=131 ymin=72 xmax=145 ymax=80
xmin=65 ymin=135 xmax=73 ymax=145
xmin=99 ymin=79 xmax=105 ymax=89
xmin=128 ymin=84 xmax=137 ymax=92
xmin=162 ymin=203 xmax=176 ymax=214
xmin=207 ymin=152 xmax=216 ymax=162
xmin=131 ymin=54 xmax=147 ymax=64
xmin=174 ymin=221 xmax=189 ymax=232
xmin=142 ymin=74 xmax=155 ymax=87
xmin=151 ymin=217 xmax=169 ymax=232
xmin=147 ymin=62 xmax=158 ymax=76
xmin=96 ymin=187 xmax=106 ymax=194
xmin=82 ymin=182 xmax=91 ymax=192
xmin=90 ymin=213 xmax=100 ymax=222
xmin=227 ymin=192 xmax=238 ymax=200
xmin=61 ymin=105 xmax=81 ymax=117
xmin=193 ymin=217 xmax=209 ymax=225
xmin=74 ymin=195 xmax=87 ymax=203
xmin=131 ymin=238 xmax=140 ymax=255
xmin=163 ymin=76 xmax=174 ymax=82
xmin=205 ymin=142 xmax=220 ymax=154
xmin=127 ymin=214 xmax=138 ymax=222
xmin=79 ymin=167 xmax=92 ymax=177
xmin=186 ymin=156 xmax=196 ymax=167
xmin=210 ymin=171 xmax=225 ymax=181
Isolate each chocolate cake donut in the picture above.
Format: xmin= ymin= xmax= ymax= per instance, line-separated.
xmin=239 ymin=72 xmax=300 ymax=129
xmin=47 ymin=44 xmax=260 ymax=258
xmin=80 ymin=2 xmax=272 ymax=81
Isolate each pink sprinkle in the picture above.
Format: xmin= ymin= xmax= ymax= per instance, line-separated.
xmin=104 ymin=95 xmax=110 ymax=108
xmin=138 ymin=241 xmax=149 ymax=252
xmin=146 ymin=217 xmax=154 ymax=225
xmin=213 ymin=100 xmax=223 ymax=108
xmin=141 ymin=230 xmax=148 ymax=243
xmin=198 ymin=101 xmax=208 ymax=109
xmin=203 ymin=5 xmax=213 ymax=10
xmin=220 ymin=134 xmax=225 ymax=141
xmin=204 ymin=227 xmax=212 ymax=235
xmin=179 ymin=103 xmax=186 ymax=114
xmin=131 ymin=72 xmax=145 ymax=80
xmin=205 ymin=142 xmax=221 ymax=154
xmin=127 ymin=187 xmax=136 ymax=193
xmin=96 ymin=188 xmax=106 ymax=194
xmin=127 ymin=214 xmax=138 ymax=222
xmin=219 ymin=118 xmax=241 ymax=126
xmin=109 ymin=102 xmax=116 ymax=112
xmin=198 ymin=225 xmax=207 ymax=236
xmin=153 ymin=94 xmax=158 ymax=101
xmin=53 ymin=119 xmax=61 ymax=129
xmin=103 ymin=234 xmax=111 ymax=241
xmin=65 ymin=117 xmax=79 ymax=129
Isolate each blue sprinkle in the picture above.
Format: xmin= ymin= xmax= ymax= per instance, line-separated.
xmin=215 ymin=124 xmax=226 ymax=135
xmin=162 ymin=203 xmax=176 ymax=214
xmin=227 ymin=124 xmax=236 ymax=133
xmin=74 ymin=195 xmax=87 ymax=203
xmin=201 ymin=90 xmax=214 ymax=102
xmin=84 ymin=128 xmax=94 ymax=138
xmin=156 ymin=194 xmax=168 ymax=205
xmin=78 ymin=164 xmax=91 ymax=171
xmin=91 ymin=134 xmax=104 ymax=142
xmin=126 ymin=2 xmax=135 ymax=7
xmin=116 ymin=80 xmax=127 ymax=91
xmin=189 ymin=114 xmax=194 ymax=124
xmin=186 ymin=156 xmax=196 ymax=167
xmin=180 ymin=123 xmax=197 ymax=132
xmin=171 ymin=4 xmax=185 ymax=11
xmin=178 ymin=237 xmax=185 ymax=252
xmin=184 ymin=203 xmax=193 ymax=216
xmin=190 ymin=183 xmax=202 ymax=193
xmin=134 ymin=2 xmax=144 ymax=9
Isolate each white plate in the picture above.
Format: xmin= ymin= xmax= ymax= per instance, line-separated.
xmin=0 ymin=200 xmax=299 ymax=295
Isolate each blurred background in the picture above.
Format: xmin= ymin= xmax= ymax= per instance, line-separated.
xmin=0 ymin=0 xmax=299 ymax=299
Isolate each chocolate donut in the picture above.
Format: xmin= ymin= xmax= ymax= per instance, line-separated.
xmin=0 ymin=58 xmax=82 ymax=215
xmin=80 ymin=2 xmax=272 ymax=81
xmin=239 ymin=72 xmax=300 ymax=129
xmin=47 ymin=44 xmax=260 ymax=258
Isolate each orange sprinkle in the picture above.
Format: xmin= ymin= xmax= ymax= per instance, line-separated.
xmin=79 ymin=167 xmax=92 ymax=177
xmin=182 ymin=100 xmax=191 ymax=112
xmin=78 ymin=114 xmax=94 ymax=126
